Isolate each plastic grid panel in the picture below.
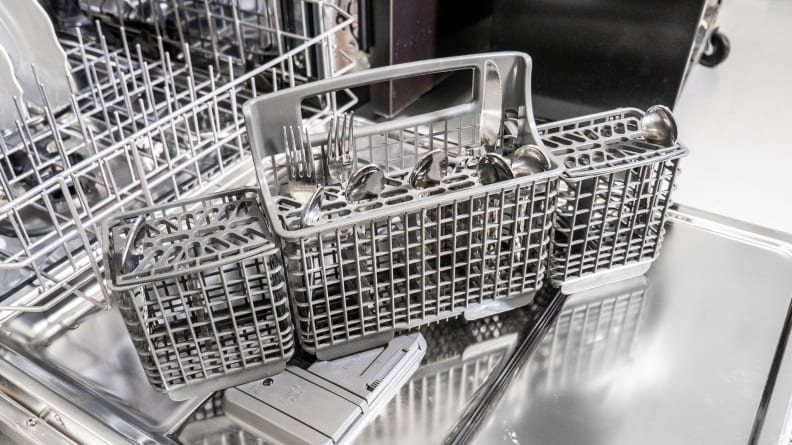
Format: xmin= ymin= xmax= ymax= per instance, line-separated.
xmin=551 ymin=158 xmax=680 ymax=284
xmin=540 ymin=109 xmax=687 ymax=285
xmin=117 ymin=251 xmax=292 ymax=393
xmin=106 ymin=189 xmax=293 ymax=395
xmin=286 ymin=179 xmax=556 ymax=353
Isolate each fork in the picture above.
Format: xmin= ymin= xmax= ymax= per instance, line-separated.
xmin=324 ymin=113 xmax=356 ymax=185
xmin=283 ymin=125 xmax=315 ymax=184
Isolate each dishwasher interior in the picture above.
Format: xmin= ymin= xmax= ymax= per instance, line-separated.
xmin=1 ymin=2 xmax=789 ymax=445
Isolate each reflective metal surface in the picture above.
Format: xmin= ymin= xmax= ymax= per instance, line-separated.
xmin=470 ymin=206 xmax=792 ymax=445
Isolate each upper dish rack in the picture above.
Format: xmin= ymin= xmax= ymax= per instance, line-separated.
xmin=0 ymin=0 xmax=355 ymax=341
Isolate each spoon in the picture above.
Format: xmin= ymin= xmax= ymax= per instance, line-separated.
xmin=301 ymin=186 xmax=324 ymax=228
xmin=476 ymin=152 xmax=514 ymax=185
xmin=511 ymin=145 xmax=551 ymax=177
xmin=480 ymin=60 xmax=503 ymax=154
xmin=408 ymin=149 xmax=449 ymax=189
xmin=345 ymin=164 xmax=385 ymax=203
xmin=641 ymin=105 xmax=678 ymax=146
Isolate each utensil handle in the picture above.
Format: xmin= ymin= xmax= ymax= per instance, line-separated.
xmin=244 ymin=52 xmax=543 ymax=158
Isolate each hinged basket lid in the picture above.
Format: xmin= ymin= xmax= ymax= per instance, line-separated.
xmin=103 ymin=188 xmax=277 ymax=289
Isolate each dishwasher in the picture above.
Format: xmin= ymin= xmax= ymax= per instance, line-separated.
xmin=1 ymin=2 xmax=791 ymax=445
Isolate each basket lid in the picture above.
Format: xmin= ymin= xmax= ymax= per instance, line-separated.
xmin=105 ymin=188 xmax=276 ymax=289
xmin=539 ymin=108 xmax=689 ymax=179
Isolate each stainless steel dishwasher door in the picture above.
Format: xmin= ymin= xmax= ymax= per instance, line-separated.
xmin=468 ymin=206 xmax=792 ymax=445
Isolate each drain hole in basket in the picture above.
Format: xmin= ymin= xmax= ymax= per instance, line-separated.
xmin=626 ymin=120 xmax=639 ymax=131
xmin=328 ymin=209 xmax=352 ymax=218
xmin=575 ymin=143 xmax=597 ymax=152
xmin=381 ymin=188 xmax=408 ymax=198
xmin=423 ymin=188 xmax=446 ymax=197
xmin=448 ymin=181 xmax=474 ymax=191
xmin=564 ymin=158 xmax=576 ymax=169
xmin=356 ymin=201 xmax=384 ymax=212
xmin=583 ymin=128 xmax=600 ymax=140
xmin=601 ymin=126 xmax=612 ymax=137
xmin=386 ymin=195 xmax=413 ymax=205
xmin=443 ymin=174 xmax=469 ymax=184
xmin=323 ymin=201 xmax=347 ymax=211
xmin=552 ymin=148 xmax=575 ymax=156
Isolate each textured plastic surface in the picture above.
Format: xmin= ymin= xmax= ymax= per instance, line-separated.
xmin=103 ymin=188 xmax=294 ymax=400
xmin=244 ymin=52 xmax=562 ymax=358
xmin=540 ymin=108 xmax=688 ymax=288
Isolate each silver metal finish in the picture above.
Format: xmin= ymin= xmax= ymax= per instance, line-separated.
xmin=354 ymin=307 xmax=531 ymax=445
xmin=408 ymin=149 xmax=449 ymax=189
xmin=224 ymin=333 xmax=426 ymax=445
xmin=641 ymin=104 xmax=679 ymax=146
xmin=511 ymin=144 xmax=551 ymax=177
xmin=245 ymin=52 xmax=561 ymax=359
xmin=479 ymin=60 xmax=503 ymax=152
xmin=284 ymin=126 xmax=316 ymax=184
xmin=0 ymin=1 xmax=355 ymax=342
xmin=470 ymin=206 xmax=792 ymax=445
xmin=542 ymin=107 xmax=689 ymax=291
xmin=327 ymin=113 xmax=357 ymax=185
xmin=301 ymin=185 xmax=325 ymax=228
xmin=103 ymin=188 xmax=294 ymax=400
xmin=476 ymin=152 xmax=514 ymax=185
xmin=344 ymin=164 xmax=385 ymax=202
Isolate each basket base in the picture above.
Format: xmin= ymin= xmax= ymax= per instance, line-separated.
xmin=464 ymin=292 xmax=537 ymax=321
xmin=315 ymin=330 xmax=396 ymax=361
xmin=165 ymin=360 xmax=289 ymax=402
xmin=559 ymin=260 xmax=654 ymax=294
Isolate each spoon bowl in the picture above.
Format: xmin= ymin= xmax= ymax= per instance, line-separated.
xmin=301 ymin=186 xmax=324 ymax=228
xmin=641 ymin=105 xmax=678 ymax=146
xmin=511 ymin=145 xmax=551 ymax=177
xmin=477 ymin=152 xmax=514 ymax=185
xmin=408 ymin=149 xmax=449 ymax=189
xmin=345 ymin=164 xmax=386 ymax=203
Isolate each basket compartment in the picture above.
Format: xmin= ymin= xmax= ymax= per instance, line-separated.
xmin=104 ymin=188 xmax=294 ymax=399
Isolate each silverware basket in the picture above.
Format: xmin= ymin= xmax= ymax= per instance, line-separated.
xmin=542 ymin=108 xmax=689 ymax=293
xmin=102 ymin=188 xmax=294 ymax=400
xmin=245 ymin=53 xmax=562 ymax=359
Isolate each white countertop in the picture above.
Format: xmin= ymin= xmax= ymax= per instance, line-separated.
xmin=674 ymin=0 xmax=792 ymax=234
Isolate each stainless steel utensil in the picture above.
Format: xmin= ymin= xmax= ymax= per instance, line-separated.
xmin=345 ymin=164 xmax=385 ymax=202
xmin=284 ymin=125 xmax=315 ymax=183
xmin=327 ymin=113 xmax=357 ymax=185
xmin=641 ymin=105 xmax=678 ymax=146
xmin=477 ymin=152 xmax=514 ymax=185
xmin=480 ymin=60 xmax=503 ymax=153
xmin=408 ymin=149 xmax=449 ymax=189
xmin=301 ymin=186 xmax=325 ymax=228
xmin=283 ymin=125 xmax=318 ymax=203
xmin=511 ymin=144 xmax=551 ymax=176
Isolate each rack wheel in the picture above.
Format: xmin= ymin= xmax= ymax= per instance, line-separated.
xmin=700 ymin=28 xmax=730 ymax=67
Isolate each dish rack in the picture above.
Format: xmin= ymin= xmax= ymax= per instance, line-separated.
xmin=0 ymin=0 xmax=355 ymax=342
xmin=102 ymin=188 xmax=294 ymax=400
xmin=541 ymin=108 xmax=688 ymax=293
xmin=245 ymin=52 xmax=562 ymax=359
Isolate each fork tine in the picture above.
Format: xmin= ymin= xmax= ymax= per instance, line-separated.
xmin=283 ymin=126 xmax=293 ymax=179
xmin=347 ymin=113 xmax=356 ymax=170
xmin=302 ymin=126 xmax=313 ymax=179
xmin=289 ymin=125 xmax=301 ymax=177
